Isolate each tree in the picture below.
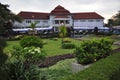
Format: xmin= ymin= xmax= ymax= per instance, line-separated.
xmin=114 ymin=11 xmax=120 ymax=25
xmin=0 ymin=3 xmax=22 ymax=36
xmin=106 ymin=11 xmax=120 ymax=27
xmin=30 ymin=22 xmax=37 ymax=30
xmin=59 ymin=25 xmax=67 ymax=44
xmin=29 ymin=22 xmax=37 ymax=35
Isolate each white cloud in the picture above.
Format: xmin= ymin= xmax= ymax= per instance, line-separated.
xmin=0 ymin=0 xmax=120 ymax=23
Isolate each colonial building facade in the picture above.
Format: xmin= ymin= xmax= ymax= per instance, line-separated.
xmin=14 ymin=5 xmax=104 ymax=32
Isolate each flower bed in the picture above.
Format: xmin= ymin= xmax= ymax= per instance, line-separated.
xmin=38 ymin=53 xmax=75 ymax=67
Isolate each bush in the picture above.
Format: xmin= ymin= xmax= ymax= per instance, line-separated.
xmin=21 ymin=46 xmax=46 ymax=62
xmin=0 ymin=46 xmax=46 ymax=80
xmin=0 ymin=37 xmax=6 ymax=50
xmin=20 ymin=36 xmax=43 ymax=48
xmin=0 ymin=60 xmax=45 ymax=80
xmin=63 ymin=38 xmax=71 ymax=43
xmin=0 ymin=37 xmax=8 ymax=65
xmin=75 ymin=38 xmax=113 ymax=64
xmin=63 ymin=52 xmax=120 ymax=80
xmin=62 ymin=43 xmax=75 ymax=49
xmin=14 ymin=35 xmax=24 ymax=40
xmin=12 ymin=46 xmax=46 ymax=64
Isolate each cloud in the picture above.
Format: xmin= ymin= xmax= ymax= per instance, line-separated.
xmin=0 ymin=0 xmax=120 ymax=23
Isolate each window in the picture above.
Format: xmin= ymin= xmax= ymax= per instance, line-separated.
xmin=26 ymin=20 xmax=31 ymax=23
xmin=96 ymin=20 xmax=101 ymax=22
xmin=60 ymin=20 xmax=64 ymax=24
xmin=80 ymin=20 xmax=86 ymax=22
xmin=74 ymin=20 xmax=79 ymax=22
xmin=66 ymin=20 xmax=69 ymax=24
xmin=43 ymin=21 xmax=48 ymax=23
xmin=55 ymin=20 xmax=59 ymax=24
xmin=35 ymin=20 xmax=40 ymax=23
xmin=88 ymin=19 xmax=94 ymax=22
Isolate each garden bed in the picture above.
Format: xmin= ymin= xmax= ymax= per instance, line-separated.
xmin=37 ymin=47 xmax=120 ymax=68
xmin=38 ymin=53 xmax=75 ymax=67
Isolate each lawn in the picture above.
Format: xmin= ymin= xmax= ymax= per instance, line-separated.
xmin=42 ymin=38 xmax=81 ymax=56
xmin=3 ymin=35 xmax=120 ymax=80
xmin=4 ymin=35 xmax=120 ymax=56
xmin=4 ymin=38 xmax=81 ymax=56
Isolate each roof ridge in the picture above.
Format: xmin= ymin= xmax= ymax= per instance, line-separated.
xmin=19 ymin=11 xmax=49 ymax=14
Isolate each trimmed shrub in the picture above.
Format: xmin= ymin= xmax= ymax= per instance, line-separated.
xmin=20 ymin=36 xmax=43 ymax=48
xmin=63 ymin=38 xmax=71 ymax=43
xmin=75 ymin=38 xmax=113 ymax=64
xmin=63 ymin=52 xmax=120 ymax=80
xmin=62 ymin=43 xmax=75 ymax=49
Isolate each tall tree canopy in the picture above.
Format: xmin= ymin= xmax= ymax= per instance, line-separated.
xmin=0 ymin=3 xmax=22 ymax=35
xmin=105 ymin=11 xmax=120 ymax=27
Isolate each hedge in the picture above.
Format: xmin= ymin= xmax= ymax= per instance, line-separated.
xmin=75 ymin=38 xmax=113 ymax=64
xmin=61 ymin=43 xmax=75 ymax=49
xmin=20 ymin=36 xmax=43 ymax=48
xmin=63 ymin=52 xmax=120 ymax=80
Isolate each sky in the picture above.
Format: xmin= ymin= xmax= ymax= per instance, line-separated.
xmin=0 ymin=0 xmax=120 ymax=23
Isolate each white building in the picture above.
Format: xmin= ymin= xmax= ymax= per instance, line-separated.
xmin=14 ymin=5 xmax=104 ymax=32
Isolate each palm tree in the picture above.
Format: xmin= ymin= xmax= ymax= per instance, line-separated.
xmin=59 ymin=25 xmax=67 ymax=44
xmin=29 ymin=22 xmax=37 ymax=35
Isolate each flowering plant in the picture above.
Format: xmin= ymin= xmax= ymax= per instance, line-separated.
xmin=22 ymin=46 xmax=45 ymax=62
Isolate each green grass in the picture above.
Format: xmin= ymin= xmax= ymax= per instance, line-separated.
xmin=41 ymin=59 xmax=76 ymax=80
xmin=4 ymin=38 xmax=81 ymax=56
xmin=42 ymin=38 xmax=81 ymax=56
xmin=63 ymin=52 xmax=120 ymax=80
xmin=4 ymin=41 xmax=20 ymax=56
xmin=4 ymin=35 xmax=120 ymax=56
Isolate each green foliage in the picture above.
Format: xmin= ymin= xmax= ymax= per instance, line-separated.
xmin=59 ymin=25 xmax=67 ymax=38
xmin=106 ymin=11 xmax=120 ymax=27
xmin=12 ymin=46 xmax=46 ymax=63
xmin=63 ymin=52 xmax=120 ymax=80
xmin=20 ymin=36 xmax=43 ymax=48
xmin=0 ymin=37 xmax=7 ymax=50
xmin=0 ymin=45 xmax=46 ymax=80
xmin=29 ymin=22 xmax=37 ymax=35
xmin=30 ymin=22 xmax=37 ymax=30
xmin=0 ymin=3 xmax=22 ymax=35
xmin=59 ymin=25 xmax=67 ymax=44
xmin=21 ymin=46 xmax=46 ymax=62
xmin=0 ymin=37 xmax=8 ymax=65
xmin=0 ymin=60 xmax=44 ymax=80
xmin=42 ymin=59 xmax=76 ymax=80
xmin=14 ymin=35 xmax=24 ymax=40
xmin=63 ymin=38 xmax=71 ymax=43
xmin=62 ymin=43 xmax=75 ymax=49
xmin=75 ymin=38 xmax=113 ymax=64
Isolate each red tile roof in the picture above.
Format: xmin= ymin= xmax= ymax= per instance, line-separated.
xmin=17 ymin=6 xmax=104 ymax=20
xmin=50 ymin=5 xmax=70 ymax=15
xmin=72 ymin=12 xmax=104 ymax=19
xmin=18 ymin=11 xmax=49 ymax=20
